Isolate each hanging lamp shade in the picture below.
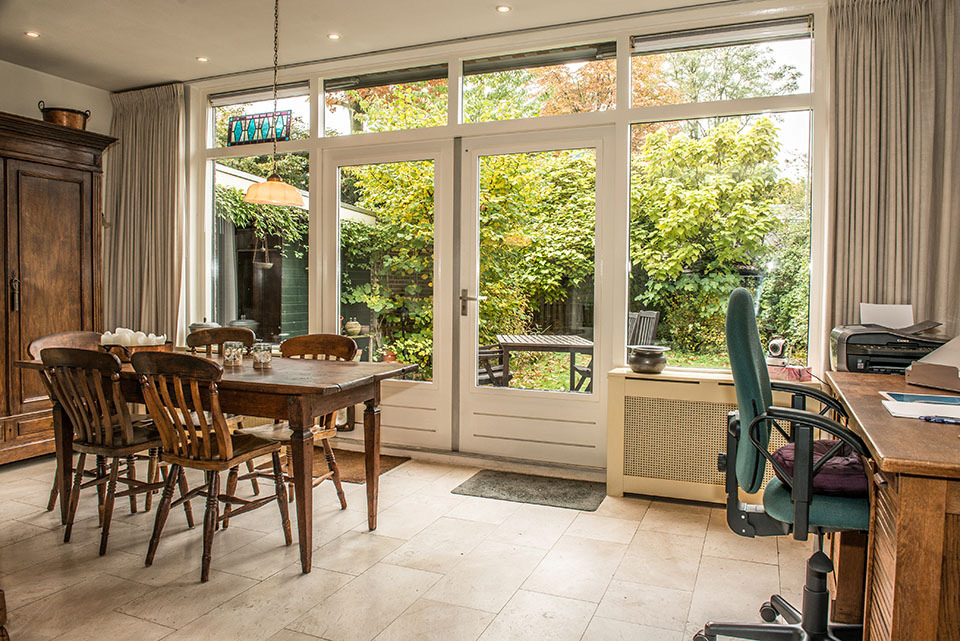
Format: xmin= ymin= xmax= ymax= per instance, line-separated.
xmin=244 ymin=173 xmax=305 ymax=208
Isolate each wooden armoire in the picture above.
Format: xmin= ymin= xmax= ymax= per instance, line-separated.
xmin=0 ymin=111 xmax=115 ymax=464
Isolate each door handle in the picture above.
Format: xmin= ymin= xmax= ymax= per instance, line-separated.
xmin=459 ymin=289 xmax=487 ymax=316
xmin=10 ymin=272 xmax=20 ymax=312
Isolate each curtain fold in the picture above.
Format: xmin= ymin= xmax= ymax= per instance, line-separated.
xmin=826 ymin=0 xmax=960 ymax=356
xmin=103 ymin=83 xmax=185 ymax=338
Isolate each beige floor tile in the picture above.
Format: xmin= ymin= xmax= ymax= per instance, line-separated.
xmin=444 ymin=496 xmax=521 ymax=524
xmin=370 ymin=475 xmax=431 ymax=509
xmin=477 ymin=590 xmax=595 ymax=641
xmin=686 ymin=555 xmax=782 ymax=628
xmin=593 ymin=496 xmax=652 ymax=521
xmin=702 ymin=509 xmax=779 ymax=565
xmin=0 ymin=518 xmax=49 ymax=548
xmin=386 ymin=460 xmax=457 ymax=482
xmin=582 ymin=616 xmax=684 ymax=641
xmin=6 ymin=573 xmax=153 ymax=641
xmin=355 ymin=493 xmax=462 ymax=540
xmin=522 ymin=535 xmax=626 ymax=603
xmin=1 ymin=498 xmax=55 ymax=523
xmin=566 ymin=513 xmax=639 ymax=544
xmin=0 ymin=477 xmax=50 ymax=503
xmin=290 ymin=562 xmax=442 ymax=641
xmin=117 ymin=568 xmax=258 ymax=628
xmin=487 ymin=503 xmax=577 ymax=550
xmin=48 ymin=611 xmax=173 ymax=641
xmin=314 ymin=530 xmax=406 ymax=575
xmin=374 ymin=598 xmax=494 ymax=641
xmin=214 ymin=529 xmax=307 ymax=581
xmin=424 ymin=540 xmax=545 ymax=613
xmin=778 ymin=536 xmax=814 ymax=596
xmin=383 ymin=517 xmax=495 ymax=574
xmin=595 ymin=579 xmax=692 ymax=632
xmin=639 ymin=501 xmax=711 ymax=538
xmin=615 ymin=529 xmax=704 ymax=591
xmin=175 ymin=564 xmax=352 ymax=641
xmin=268 ymin=631 xmax=325 ymax=641
xmin=420 ymin=466 xmax=483 ymax=497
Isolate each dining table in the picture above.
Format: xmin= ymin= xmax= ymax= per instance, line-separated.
xmin=16 ymin=354 xmax=416 ymax=574
xmin=496 ymin=334 xmax=594 ymax=389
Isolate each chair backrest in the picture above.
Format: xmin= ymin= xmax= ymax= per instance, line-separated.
xmin=186 ymin=327 xmax=256 ymax=357
xmin=40 ymin=347 xmax=135 ymax=448
xmin=132 ymin=352 xmax=233 ymax=463
xmin=635 ymin=310 xmax=660 ymax=345
xmin=280 ymin=334 xmax=358 ymax=361
xmin=726 ymin=287 xmax=775 ymax=494
xmin=28 ymin=331 xmax=102 ymax=360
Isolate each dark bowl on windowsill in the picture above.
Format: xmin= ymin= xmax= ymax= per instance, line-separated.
xmin=627 ymin=345 xmax=670 ymax=374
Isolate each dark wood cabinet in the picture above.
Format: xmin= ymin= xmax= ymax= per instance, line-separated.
xmin=0 ymin=112 xmax=114 ymax=465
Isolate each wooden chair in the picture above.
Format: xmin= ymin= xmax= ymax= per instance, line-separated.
xmin=0 ymin=588 xmax=8 ymax=641
xmin=477 ymin=344 xmax=507 ymax=386
xmin=186 ymin=326 xmax=260 ymax=496
xmin=40 ymin=348 xmax=171 ymax=555
xmin=28 ymin=331 xmax=105 ymax=513
xmin=132 ymin=351 xmax=290 ymax=582
xmin=238 ymin=334 xmax=353 ymax=510
xmin=573 ymin=310 xmax=661 ymax=392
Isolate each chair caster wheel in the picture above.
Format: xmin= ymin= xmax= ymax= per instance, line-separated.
xmin=760 ymin=601 xmax=778 ymax=622
xmin=693 ymin=631 xmax=714 ymax=641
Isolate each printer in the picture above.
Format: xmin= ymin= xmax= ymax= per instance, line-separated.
xmin=831 ymin=322 xmax=951 ymax=374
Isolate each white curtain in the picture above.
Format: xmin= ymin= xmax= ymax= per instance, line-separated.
xmin=103 ymin=83 xmax=185 ymax=338
xmin=826 ymin=0 xmax=960 ymax=349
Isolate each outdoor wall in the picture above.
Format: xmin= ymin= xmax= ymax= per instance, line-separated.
xmin=280 ymin=245 xmax=309 ymax=338
xmin=0 ymin=59 xmax=112 ymax=133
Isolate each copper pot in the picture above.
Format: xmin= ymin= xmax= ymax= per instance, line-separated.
xmin=38 ymin=101 xmax=90 ymax=130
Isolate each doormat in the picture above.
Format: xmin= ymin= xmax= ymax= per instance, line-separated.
xmin=451 ymin=470 xmax=606 ymax=511
xmin=325 ymin=448 xmax=410 ymax=484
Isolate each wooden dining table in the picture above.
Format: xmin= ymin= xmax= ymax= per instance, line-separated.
xmin=16 ymin=355 xmax=416 ymax=574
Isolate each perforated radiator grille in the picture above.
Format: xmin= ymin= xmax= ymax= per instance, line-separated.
xmin=623 ymin=396 xmax=785 ymax=486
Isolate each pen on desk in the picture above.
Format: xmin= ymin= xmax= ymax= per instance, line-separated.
xmin=919 ymin=416 xmax=960 ymax=425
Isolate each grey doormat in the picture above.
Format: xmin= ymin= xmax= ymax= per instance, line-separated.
xmin=451 ymin=470 xmax=606 ymax=511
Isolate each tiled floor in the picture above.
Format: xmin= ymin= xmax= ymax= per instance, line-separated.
xmin=0 ymin=454 xmax=813 ymax=641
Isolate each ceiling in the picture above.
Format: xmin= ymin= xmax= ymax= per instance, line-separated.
xmin=0 ymin=0 xmax=704 ymax=92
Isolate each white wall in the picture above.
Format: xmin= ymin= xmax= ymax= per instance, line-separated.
xmin=0 ymin=59 xmax=112 ymax=134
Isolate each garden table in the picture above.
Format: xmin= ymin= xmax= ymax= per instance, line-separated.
xmin=16 ymin=355 xmax=416 ymax=574
xmin=495 ymin=334 xmax=593 ymax=390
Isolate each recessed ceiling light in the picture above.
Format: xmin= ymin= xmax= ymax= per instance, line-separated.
xmin=496 ymin=5 xmax=512 ymax=13
xmin=24 ymin=31 xmax=40 ymax=38
xmin=327 ymin=33 xmax=341 ymax=40
xmin=196 ymin=56 xmax=209 ymax=62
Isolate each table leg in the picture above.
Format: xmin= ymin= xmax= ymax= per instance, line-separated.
xmin=502 ymin=349 xmax=511 ymax=387
xmin=52 ymin=402 xmax=73 ymax=524
xmin=288 ymin=401 xmax=314 ymax=573
xmin=363 ymin=390 xmax=381 ymax=530
xmin=568 ymin=350 xmax=577 ymax=391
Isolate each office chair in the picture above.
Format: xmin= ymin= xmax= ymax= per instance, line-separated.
xmin=693 ymin=288 xmax=870 ymax=641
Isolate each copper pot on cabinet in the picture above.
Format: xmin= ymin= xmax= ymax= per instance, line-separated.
xmin=38 ymin=101 xmax=90 ymax=130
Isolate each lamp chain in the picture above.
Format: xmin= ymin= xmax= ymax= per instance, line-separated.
xmin=272 ymin=0 xmax=279 ymax=176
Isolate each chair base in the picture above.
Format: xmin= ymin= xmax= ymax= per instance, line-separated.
xmin=693 ymin=551 xmax=862 ymax=641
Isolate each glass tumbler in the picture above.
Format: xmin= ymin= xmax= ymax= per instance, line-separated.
xmin=222 ymin=341 xmax=244 ymax=367
xmin=252 ymin=342 xmax=273 ymax=369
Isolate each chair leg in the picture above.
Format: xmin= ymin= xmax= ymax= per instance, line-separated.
xmin=126 ymin=456 xmax=138 ymax=514
xmin=63 ymin=453 xmax=87 ymax=543
xmin=144 ymin=448 xmax=159 ymax=512
xmin=177 ymin=466 xmax=195 ymax=528
xmin=285 ymin=447 xmax=295 ymax=503
xmin=46 ymin=468 xmax=59 ymax=511
xmin=200 ymin=471 xmax=220 ymax=583
xmin=770 ymin=594 xmax=801 ymax=625
xmin=222 ymin=467 xmax=238 ymax=529
xmin=320 ymin=439 xmax=347 ymax=509
xmin=701 ymin=622 xmax=801 ymax=640
xmin=245 ymin=459 xmax=260 ymax=496
xmin=146 ymin=463 xmax=179 ymax=567
xmin=95 ymin=455 xmax=107 ymax=525
xmin=271 ymin=451 xmax=292 ymax=546
xmin=99 ymin=458 xmax=120 ymax=556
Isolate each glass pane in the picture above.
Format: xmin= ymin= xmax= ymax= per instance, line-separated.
xmin=632 ymin=38 xmax=811 ymax=108
xmin=324 ymin=80 xmax=447 ymax=136
xmin=338 ymin=160 xmax=435 ymax=381
xmin=476 ymin=149 xmax=596 ymax=392
xmin=211 ymin=152 xmax=309 ymax=342
xmin=464 ymin=58 xmax=615 ymax=123
xmin=214 ymin=94 xmax=310 ymax=147
xmin=628 ymin=111 xmax=811 ymax=369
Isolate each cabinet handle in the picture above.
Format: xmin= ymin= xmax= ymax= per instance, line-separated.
xmin=10 ymin=272 xmax=20 ymax=312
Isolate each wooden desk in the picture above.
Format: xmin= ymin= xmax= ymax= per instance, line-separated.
xmin=825 ymin=371 xmax=960 ymax=641
xmin=17 ymin=356 xmax=416 ymax=574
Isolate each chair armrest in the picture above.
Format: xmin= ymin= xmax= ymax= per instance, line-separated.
xmin=769 ymin=381 xmax=847 ymax=418
xmin=765 ymin=406 xmax=869 ymax=458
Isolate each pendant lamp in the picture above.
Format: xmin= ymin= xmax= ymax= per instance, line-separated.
xmin=244 ymin=0 xmax=304 ymax=208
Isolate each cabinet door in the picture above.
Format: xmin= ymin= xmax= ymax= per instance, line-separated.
xmin=5 ymin=159 xmax=94 ymax=415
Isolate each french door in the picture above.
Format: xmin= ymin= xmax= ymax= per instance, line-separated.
xmin=457 ymin=127 xmax=615 ymax=466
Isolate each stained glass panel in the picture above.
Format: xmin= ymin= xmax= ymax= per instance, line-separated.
xmin=226 ymin=109 xmax=293 ymax=146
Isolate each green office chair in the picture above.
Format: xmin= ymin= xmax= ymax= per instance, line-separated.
xmin=693 ymin=288 xmax=870 ymax=641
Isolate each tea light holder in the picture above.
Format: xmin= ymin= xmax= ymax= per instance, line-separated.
xmin=223 ymin=341 xmax=244 ymax=367
xmin=252 ymin=342 xmax=273 ymax=369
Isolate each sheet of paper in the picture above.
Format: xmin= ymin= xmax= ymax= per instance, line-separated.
xmin=881 ymin=399 xmax=960 ymax=419
xmin=860 ymin=303 xmax=914 ymax=328
xmin=880 ymin=391 xmax=960 ymax=405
